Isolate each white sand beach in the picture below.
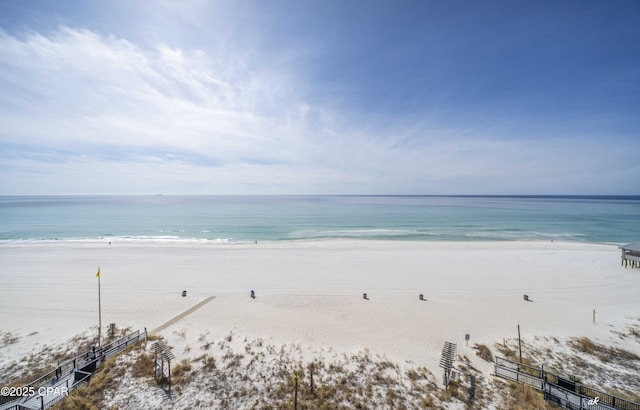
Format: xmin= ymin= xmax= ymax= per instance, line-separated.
xmin=1 ymin=240 xmax=639 ymax=407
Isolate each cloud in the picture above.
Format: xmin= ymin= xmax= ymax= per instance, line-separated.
xmin=0 ymin=23 xmax=638 ymax=195
xmin=0 ymin=25 xmax=360 ymax=193
xmin=0 ymin=26 xmax=292 ymax=155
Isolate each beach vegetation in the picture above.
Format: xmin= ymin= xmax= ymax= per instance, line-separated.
xmin=494 ymin=341 xmax=535 ymax=366
xmin=222 ymin=350 xmax=243 ymax=369
xmin=51 ymin=391 xmax=98 ymax=410
xmin=42 ymin=330 xmax=638 ymax=409
xmin=201 ymin=354 xmax=216 ymax=371
xmin=568 ymin=337 xmax=640 ymax=362
xmin=405 ymin=369 xmax=420 ymax=380
xmin=43 ymin=338 xmax=449 ymax=409
xmin=171 ymin=359 xmax=193 ymax=386
xmin=420 ymin=394 xmax=435 ymax=407
xmin=610 ymin=388 xmax=640 ymax=403
xmin=631 ymin=325 xmax=640 ymax=342
xmin=501 ymin=381 xmax=554 ymax=409
xmin=131 ymin=351 xmax=154 ymax=378
xmin=474 ymin=344 xmax=493 ymax=362
xmin=495 ymin=343 xmax=518 ymax=362
xmin=441 ymin=379 xmax=462 ymax=400
xmin=1 ymin=331 xmax=19 ymax=347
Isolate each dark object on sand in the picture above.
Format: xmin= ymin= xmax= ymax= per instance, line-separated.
xmin=523 ymin=294 xmax=529 ymax=301
xmin=419 ymin=293 xmax=425 ymax=301
xmin=363 ymin=292 xmax=368 ymax=300
xmin=182 ymin=290 xmax=187 ymax=297
xmin=251 ymin=289 xmax=256 ymax=299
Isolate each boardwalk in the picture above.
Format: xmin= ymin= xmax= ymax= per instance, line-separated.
xmin=1 ymin=331 xmax=144 ymax=410
xmin=494 ymin=356 xmax=640 ymax=410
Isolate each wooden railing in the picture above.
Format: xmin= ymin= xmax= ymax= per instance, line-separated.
xmin=0 ymin=330 xmax=146 ymax=410
xmin=494 ymin=356 xmax=640 ymax=410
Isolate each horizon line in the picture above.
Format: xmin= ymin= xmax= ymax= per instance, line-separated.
xmin=1 ymin=194 xmax=639 ymax=198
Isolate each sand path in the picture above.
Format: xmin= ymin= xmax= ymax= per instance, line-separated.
xmin=149 ymin=296 xmax=215 ymax=336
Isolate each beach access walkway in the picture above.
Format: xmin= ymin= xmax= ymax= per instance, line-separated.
xmin=0 ymin=331 xmax=145 ymax=410
xmin=149 ymin=296 xmax=215 ymax=336
xmin=494 ymin=356 xmax=640 ymax=410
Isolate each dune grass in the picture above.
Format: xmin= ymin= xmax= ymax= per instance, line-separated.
xmin=568 ymin=337 xmax=640 ymax=362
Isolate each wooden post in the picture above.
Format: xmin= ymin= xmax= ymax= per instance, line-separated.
xmin=593 ymin=309 xmax=596 ymax=324
xmin=97 ymin=267 xmax=102 ymax=347
xmin=293 ymin=370 xmax=299 ymax=410
xmin=444 ymin=369 xmax=450 ymax=390
xmin=518 ymin=324 xmax=522 ymax=363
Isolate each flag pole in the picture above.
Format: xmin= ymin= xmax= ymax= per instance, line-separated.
xmin=97 ymin=267 xmax=101 ymax=347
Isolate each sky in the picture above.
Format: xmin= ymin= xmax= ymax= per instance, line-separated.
xmin=0 ymin=0 xmax=639 ymax=195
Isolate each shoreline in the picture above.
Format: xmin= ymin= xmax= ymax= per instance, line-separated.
xmin=0 ymin=237 xmax=629 ymax=247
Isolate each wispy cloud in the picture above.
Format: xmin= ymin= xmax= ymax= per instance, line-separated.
xmin=1 ymin=27 xmax=307 ymax=160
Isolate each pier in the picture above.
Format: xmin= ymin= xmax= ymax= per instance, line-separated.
xmin=619 ymin=242 xmax=640 ymax=269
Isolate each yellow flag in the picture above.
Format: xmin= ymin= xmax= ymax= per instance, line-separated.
xmin=96 ymin=267 xmax=100 ymax=278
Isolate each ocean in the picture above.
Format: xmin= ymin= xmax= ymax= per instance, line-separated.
xmin=0 ymin=195 xmax=638 ymax=244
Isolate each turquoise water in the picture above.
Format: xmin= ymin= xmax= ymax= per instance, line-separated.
xmin=0 ymin=195 xmax=638 ymax=244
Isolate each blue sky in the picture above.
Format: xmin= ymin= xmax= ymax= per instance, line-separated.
xmin=0 ymin=0 xmax=639 ymax=194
